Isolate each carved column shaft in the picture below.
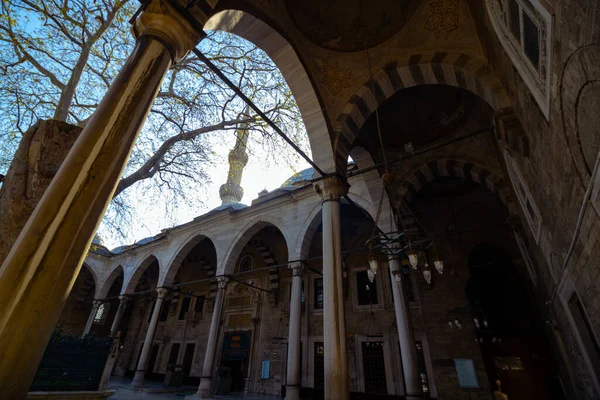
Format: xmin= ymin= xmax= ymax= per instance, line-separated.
xmin=0 ymin=2 xmax=205 ymax=396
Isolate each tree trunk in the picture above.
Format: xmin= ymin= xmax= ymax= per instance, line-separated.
xmin=0 ymin=120 xmax=82 ymax=264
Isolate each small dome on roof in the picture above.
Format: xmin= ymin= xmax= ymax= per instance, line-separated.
xmin=92 ymin=234 xmax=104 ymax=246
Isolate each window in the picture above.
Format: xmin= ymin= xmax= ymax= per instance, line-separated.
xmin=194 ymin=296 xmax=205 ymax=313
xmin=504 ymin=150 xmax=541 ymax=242
xmin=178 ymin=297 xmax=191 ymax=320
xmin=356 ymin=270 xmax=378 ymax=306
xmin=568 ymin=293 xmax=600 ymax=378
xmin=314 ymin=342 xmax=325 ymax=389
xmin=167 ymin=343 xmax=180 ymax=366
xmin=415 ymin=341 xmax=431 ymax=394
xmin=486 ymin=0 xmax=553 ymax=118
xmin=159 ymin=300 xmax=171 ymax=322
xmin=559 ymin=273 xmax=600 ymax=394
xmin=93 ymin=303 xmax=109 ymax=324
xmin=314 ymin=278 xmax=323 ymax=310
xmin=239 ymin=255 xmax=253 ymax=272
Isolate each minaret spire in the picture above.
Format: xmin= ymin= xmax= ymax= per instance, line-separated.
xmin=219 ymin=107 xmax=250 ymax=205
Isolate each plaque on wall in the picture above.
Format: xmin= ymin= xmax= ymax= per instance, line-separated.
xmin=261 ymin=360 xmax=271 ymax=380
xmin=453 ymin=359 xmax=479 ymax=388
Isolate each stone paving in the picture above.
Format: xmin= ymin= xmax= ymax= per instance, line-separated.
xmin=107 ymin=377 xmax=281 ymax=400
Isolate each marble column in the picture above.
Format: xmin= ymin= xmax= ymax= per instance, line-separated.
xmin=195 ymin=276 xmax=229 ymax=398
xmin=83 ymin=300 xmax=102 ymax=336
xmin=0 ymin=1 xmax=206 ymax=396
xmin=131 ymin=288 xmax=169 ymax=387
xmin=389 ymin=258 xmax=422 ymax=399
xmin=285 ymin=262 xmax=304 ymax=400
xmin=110 ymin=295 xmax=130 ymax=337
xmin=317 ymin=177 xmax=349 ymax=400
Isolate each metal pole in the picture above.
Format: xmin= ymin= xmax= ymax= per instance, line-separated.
xmin=192 ymin=47 xmax=327 ymax=177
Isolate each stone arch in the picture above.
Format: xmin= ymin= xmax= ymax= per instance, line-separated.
xmin=221 ymin=216 xmax=290 ymax=306
xmin=76 ymin=263 xmax=98 ymax=301
xmin=333 ymin=52 xmax=510 ymax=173
xmin=123 ymin=255 xmax=159 ymax=294
xmin=294 ymin=195 xmax=388 ymax=262
xmin=221 ymin=215 xmax=291 ymax=275
xmin=348 ymin=146 xmax=395 ymax=233
xmin=80 ymin=263 xmax=99 ymax=297
xmin=98 ymin=265 xmax=124 ymax=299
xmin=204 ymin=10 xmax=335 ymax=174
xmin=294 ymin=202 xmax=323 ymax=261
xmin=161 ymin=234 xmax=217 ymax=287
xmin=396 ymin=159 xmax=517 ymax=215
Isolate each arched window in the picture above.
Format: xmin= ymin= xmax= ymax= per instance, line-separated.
xmin=238 ymin=254 xmax=253 ymax=272
xmin=504 ymin=150 xmax=542 ymax=242
xmin=93 ymin=302 xmax=109 ymax=325
xmin=487 ymin=0 xmax=553 ymax=118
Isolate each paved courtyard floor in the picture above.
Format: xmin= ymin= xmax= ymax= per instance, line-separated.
xmin=107 ymin=377 xmax=281 ymax=400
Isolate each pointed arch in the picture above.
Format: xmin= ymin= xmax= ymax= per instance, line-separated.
xmin=293 ymin=202 xmax=323 ymax=262
xmin=395 ymin=159 xmax=517 ymax=215
xmin=333 ymin=52 xmax=510 ymax=173
xmin=123 ymin=255 xmax=159 ymax=294
xmin=161 ymin=234 xmax=217 ymax=287
xmin=205 ymin=9 xmax=335 ymax=174
xmin=98 ymin=265 xmax=124 ymax=299
xmin=80 ymin=263 xmax=98 ymax=299
xmin=220 ymin=215 xmax=291 ymax=275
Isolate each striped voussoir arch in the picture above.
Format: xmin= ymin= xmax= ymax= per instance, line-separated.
xmin=252 ymin=240 xmax=279 ymax=307
xmin=395 ymin=160 xmax=516 ymax=214
xmin=333 ymin=52 xmax=510 ymax=173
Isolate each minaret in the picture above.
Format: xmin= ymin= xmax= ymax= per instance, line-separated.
xmin=219 ymin=109 xmax=250 ymax=205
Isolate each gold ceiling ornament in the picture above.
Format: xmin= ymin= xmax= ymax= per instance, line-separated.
xmin=322 ymin=62 xmax=352 ymax=95
xmin=424 ymin=0 xmax=460 ymax=38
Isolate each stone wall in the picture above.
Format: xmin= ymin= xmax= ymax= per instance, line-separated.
xmin=468 ymin=1 xmax=600 ymax=398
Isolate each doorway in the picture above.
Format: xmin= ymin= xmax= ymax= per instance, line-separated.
xmin=467 ymin=244 xmax=564 ymax=400
xmin=220 ymin=332 xmax=252 ymax=393
xmin=182 ymin=343 xmax=196 ymax=384
xmin=146 ymin=343 xmax=161 ymax=381
xmin=361 ymin=341 xmax=387 ymax=393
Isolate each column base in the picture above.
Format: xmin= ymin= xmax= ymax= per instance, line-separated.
xmin=285 ymin=385 xmax=300 ymax=400
xmin=193 ymin=377 xmax=213 ymax=399
xmin=130 ymin=371 xmax=145 ymax=388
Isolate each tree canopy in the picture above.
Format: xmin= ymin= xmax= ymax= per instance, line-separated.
xmin=0 ymin=0 xmax=309 ymax=246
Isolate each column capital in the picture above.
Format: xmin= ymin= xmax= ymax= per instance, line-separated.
xmin=156 ymin=287 xmax=169 ymax=299
xmin=133 ymin=0 xmax=207 ymax=63
xmin=92 ymin=300 xmax=103 ymax=307
xmin=315 ymin=176 xmax=349 ymax=201
xmin=118 ymin=294 xmax=131 ymax=303
xmin=216 ymin=276 xmax=230 ymax=289
xmin=288 ymin=262 xmax=304 ymax=276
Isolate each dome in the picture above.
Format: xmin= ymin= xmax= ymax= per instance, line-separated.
xmin=281 ymin=167 xmax=315 ymax=187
